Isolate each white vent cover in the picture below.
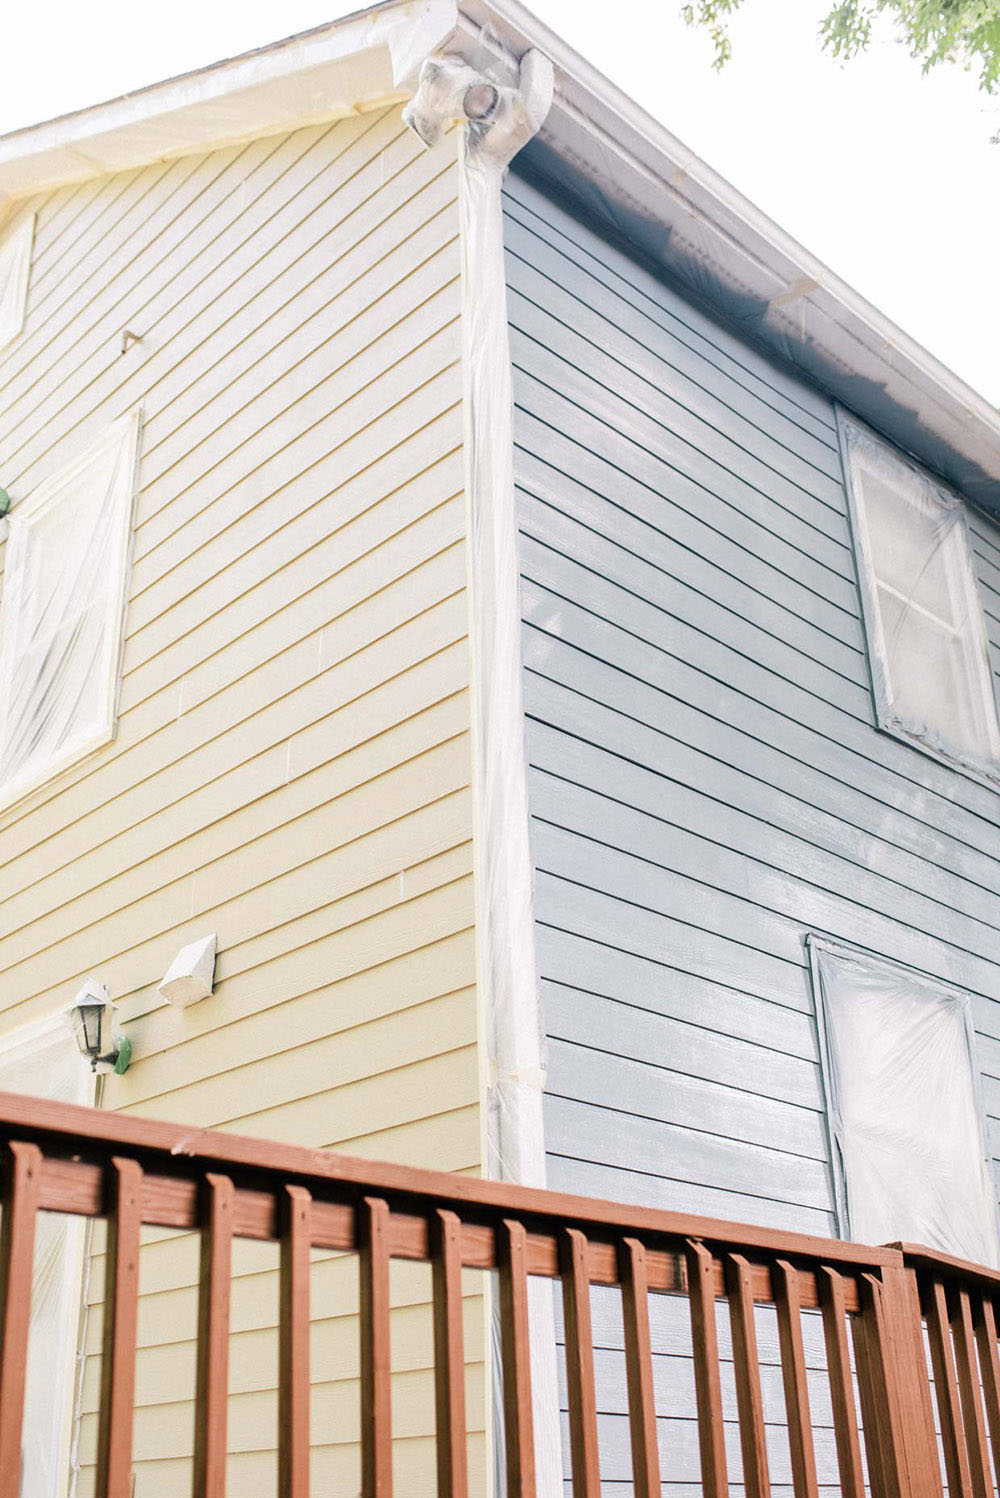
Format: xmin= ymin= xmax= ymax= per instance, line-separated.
xmin=158 ymin=933 xmax=217 ymax=1007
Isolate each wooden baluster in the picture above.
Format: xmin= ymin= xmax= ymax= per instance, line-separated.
xmin=561 ymin=1228 xmax=600 ymax=1498
xmin=850 ymin=1291 xmax=891 ymax=1498
xmin=619 ymin=1238 xmax=660 ymax=1498
xmin=774 ymin=1261 xmax=818 ymax=1498
xmin=951 ymin=1285 xmax=992 ymax=1498
xmin=974 ymin=1295 xmax=1000 ymax=1474
xmin=194 ymin=1173 xmax=234 ymax=1498
xmin=0 ymin=1142 xmax=41 ymax=1498
xmin=360 ymin=1196 xmax=392 ymax=1498
xmin=817 ymin=1268 xmax=864 ymax=1498
xmin=432 ymin=1209 xmax=468 ymax=1498
xmin=279 ymin=1184 xmax=311 ymax=1498
xmin=96 ymin=1157 xmax=143 ymax=1498
xmin=498 ymin=1219 xmax=536 ymax=1498
xmin=725 ymin=1254 xmax=770 ymax=1498
xmin=685 ymin=1240 xmax=728 ymax=1498
xmin=926 ymin=1277 xmax=974 ymax=1498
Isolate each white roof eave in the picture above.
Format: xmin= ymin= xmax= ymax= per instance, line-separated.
xmin=0 ymin=0 xmax=997 ymax=509
xmin=0 ymin=0 xmax=459 ymax=198
xmin=455 ymin=0 xmax=1000 ymax=513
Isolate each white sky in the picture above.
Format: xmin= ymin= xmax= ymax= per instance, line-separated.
xmin=3 ymin=0 xmax=998 ymax=403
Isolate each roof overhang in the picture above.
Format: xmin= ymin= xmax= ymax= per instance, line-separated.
xmin=0 ymin=0 xmax=458 ymax=198
xmin=1 ymin=0 xmax=998 ymax=513
xmin=460 ymin=0 xmax=1000 ymax=516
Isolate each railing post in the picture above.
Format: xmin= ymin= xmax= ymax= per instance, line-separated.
xmin=432 ymin=1209 xmax=468 ymax=1498
xmin=817 ymin=1268 xmax=865 ymax=1498
xmin=0 ymin=1142 xmax=41 ymax=1498
xmin=278 ymin=1184 xmax=312 ymax=1498
xmin=560 ymin=1228 xmax=600 ymax=1498
xmin=685 ymin=1240 xmax=728 ymax=1498
xmin=95 ymin=1157 xmax=143 ymax=1498
xmin=359 ymin=1196 xmax=393 ymax=1498
xmin=619 ymin=1238 xmax=661 ymax=1498
xmin=853 ymin=1263 xmax=941 ymax=1498
xmin=194 ymin=1173 xmax=235 ymax=1498
xmin=497 ymin=1219 xmax=536 ymax=1498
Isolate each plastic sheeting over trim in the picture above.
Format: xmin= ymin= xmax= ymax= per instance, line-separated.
xmin=809 ymin=936 xmax=1000 ymax=1268
xmin=0 ymin=412 xmax=141 ymax=809
xmin=839 ymin=411 xmax=1000 ymax=786
xmin=403 ymin=27 xmax=552 ymax=1199
xmin=0 ymin=214 xmax=33 ymax=351
xmin=0 ymin=2 xmax=458 ymax=198
xmin=404 ymin=42 xmax=562 ymax=1497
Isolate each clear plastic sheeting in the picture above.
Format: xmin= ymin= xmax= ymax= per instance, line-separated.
xmin=811 ymin=937 xmax=1000 ymax=1268
xmin=0 ymin=2 xmax=457 ymax=197
xmin=0 ymin=1015 xmax=94 ymax=1498
xmin=841 ymin=415 xmax=1000 ymax=775
xmin=406 ymin=37 xmax=553 ymax=1219
xmin=404 ymin=43 xmax=561 ymax=1497
xmin=0 ymin=412 xmax=141 ymax=808
xmin=455 ymin=48 xmax=552 ymax=1191
xmin=0 ymin=214 xmax=33 ymax=351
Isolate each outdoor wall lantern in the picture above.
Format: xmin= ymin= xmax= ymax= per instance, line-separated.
xmin=65 ymin=979 xmax=132 ymax=1074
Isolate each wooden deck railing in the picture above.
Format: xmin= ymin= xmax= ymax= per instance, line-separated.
xmin=0 ymin=1090 xmax=996 ymax=1497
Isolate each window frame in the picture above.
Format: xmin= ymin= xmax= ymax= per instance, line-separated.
xmin=0 ymin=214 xmax=34 ymax=352
xmin=0 ymin=412 xmax=142 ymax=811
xmin=807 ymin=932 xmax=998 ymax=1257
xmin=837 ymin=406 xmax=1000 ymax=787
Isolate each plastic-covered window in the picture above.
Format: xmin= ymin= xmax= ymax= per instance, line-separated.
xmin=810 ymin=937 xmax=999 ymax=1267
xmin=0 ymin=414 xmax=140 ymax=808
xmin=0 ymin=215 xmax=34 ymax=351
xmin=841 ymin=414 xmax=1000 ymax=776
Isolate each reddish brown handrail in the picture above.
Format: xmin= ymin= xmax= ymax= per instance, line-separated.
xmin=0 ymin=1091 xmax=994 ymax=1498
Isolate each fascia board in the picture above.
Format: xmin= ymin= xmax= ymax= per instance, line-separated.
xmin=0 ymin=0 xmax=459 ymax=199
xmin=455 ymin=0 xmax=1000 ymax=513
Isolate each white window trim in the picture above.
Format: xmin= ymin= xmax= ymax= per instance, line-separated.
xmin=0 ymin=412 xmax=142 ymax=812
xmin=807 ymin=932 xmax=998 ymax=1256
xmin=0 ymin=215 xmax=34 ymax=351
xmin=837 ymin=406 xmax=1000 ymax=787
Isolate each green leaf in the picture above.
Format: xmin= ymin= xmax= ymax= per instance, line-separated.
xmin=682 ymin=0 xmax=1000 ymax=93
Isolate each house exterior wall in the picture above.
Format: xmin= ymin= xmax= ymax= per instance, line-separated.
xmin=504 ymin=162 xmax=1000 ymax=1486
xmin=0 ymin=106 xmax=484 ymax=1497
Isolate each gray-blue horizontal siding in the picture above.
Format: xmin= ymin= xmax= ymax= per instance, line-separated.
xmin=504 ymin=163 xmax=1000 ymax=1487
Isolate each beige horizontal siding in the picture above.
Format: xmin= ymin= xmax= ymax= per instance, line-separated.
xmin=0 ymin=106 xmax=482 ymax=1498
